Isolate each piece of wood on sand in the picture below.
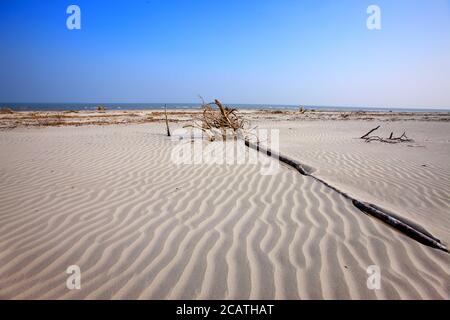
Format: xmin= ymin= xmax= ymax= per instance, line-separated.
xmin=164 ymin=104 xmax=171 ymax=137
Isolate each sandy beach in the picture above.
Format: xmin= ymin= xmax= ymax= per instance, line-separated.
xmin=0 ymin=110 xmax=449 ymax=299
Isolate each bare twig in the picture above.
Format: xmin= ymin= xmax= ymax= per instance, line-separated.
xmin=360 ymin=125 xmax=413 ymax=144
xmin=361 ymin=125 xmax=380 ymax=139
xmin=164 ymin=104 xmax=171 ymax=137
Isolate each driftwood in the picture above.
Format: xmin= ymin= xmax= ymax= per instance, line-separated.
xmin=245 ymin=138 xmax=448 ymax=253
xmin=164 ymin=104 xmax=171 ymax=137
xmin=184 ymin=98 xmax=250 ymax=141
xmin=361 ymin=125 xmax=380 ymax=139
xmin=352 ymin=200 xmax=447 ymax=252
xmin=360 ymin=125 xmax=413 ymax=143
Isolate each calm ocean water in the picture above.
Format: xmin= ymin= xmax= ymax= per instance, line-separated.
xmin=1 ymin=103 xmax=448 ymax=113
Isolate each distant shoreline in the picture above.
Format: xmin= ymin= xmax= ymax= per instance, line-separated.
xmin=1 ymin=109 xmax=449 ymax=130
xmin=1 ymin=103 xmax=450 ymax=113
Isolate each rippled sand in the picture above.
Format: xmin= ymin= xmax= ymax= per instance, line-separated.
xmin=0 ymin=121 xmax=449 ymax=299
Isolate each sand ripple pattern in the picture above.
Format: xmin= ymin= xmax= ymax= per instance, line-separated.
xmin=271 ymin=121 xmax=450 ymax=245
xmin=0 ymin=124 xmax=449 ymax=299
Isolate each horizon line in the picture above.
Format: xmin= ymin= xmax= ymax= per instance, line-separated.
xmin=2 ymin=102 xmax=450 ymax=111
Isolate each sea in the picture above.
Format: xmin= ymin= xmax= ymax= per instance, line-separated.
xmin=0 ymin=103 xmax=449 ymax=113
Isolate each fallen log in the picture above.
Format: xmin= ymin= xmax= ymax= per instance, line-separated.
xmin=353 ymin=200 xmax=448 ymax=252
xmin=244 ymin=138 xmax=448 ymax=253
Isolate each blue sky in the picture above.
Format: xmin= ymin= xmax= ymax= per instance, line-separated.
xmin=0 ymin=0 xmax=449 ymax=108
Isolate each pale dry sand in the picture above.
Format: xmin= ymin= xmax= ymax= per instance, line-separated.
xmin=269 ymin=120 xmax=450 ymax=245
xmin=0 ymin=118 xmax=449 ymax=299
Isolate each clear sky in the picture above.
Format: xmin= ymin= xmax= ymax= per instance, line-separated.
xmin=0 ymin=0 xmax=449 ymax=108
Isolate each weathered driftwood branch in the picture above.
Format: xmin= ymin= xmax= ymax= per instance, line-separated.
xmin=361 ymin=125 xmax=380 ymax=139
xmin=360 ymin=125 xmax=413 ymax=143
xmin=164 ymin=104 xmax=171 ymax=137
xmin=352 ymin=200 xmax=448 ymax=252
xmin=245 ymin=138 xmax=448 ymax=253
xmin=183 ymin=98 xmax=250 ymax=141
